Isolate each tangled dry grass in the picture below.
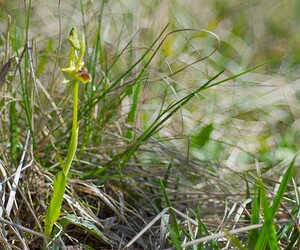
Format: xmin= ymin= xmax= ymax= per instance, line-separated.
xmin=0 ymin=0 xmax=300 ymax=249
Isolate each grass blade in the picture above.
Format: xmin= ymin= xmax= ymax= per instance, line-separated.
xmin=270 ymin=156 xmax=296 ymax=214
xmin=257 ymin=180 xmax=279 ymax=250
xmin=254 ymin=156 xmax=295 ymax=249
xmin=126 ymin=81 xmax=142 ymax=139
xmin=247 ymin=184 xmax=260 ymax=249
xmin=159 ymin=179 xmax=181 ymax=246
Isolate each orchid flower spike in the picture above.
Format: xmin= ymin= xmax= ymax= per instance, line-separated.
xmin=61 ymin=28 xmax=91 ymax=84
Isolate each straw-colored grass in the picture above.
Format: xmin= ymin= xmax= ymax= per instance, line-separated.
xmin=0 ymin=0 xmax=299 ymax=249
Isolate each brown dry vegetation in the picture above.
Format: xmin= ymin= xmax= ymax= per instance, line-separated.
xmin=0 ymin=0 xmax=300 ymax=249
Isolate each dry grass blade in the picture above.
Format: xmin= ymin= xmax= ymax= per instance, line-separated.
xmin=125 ymin=207 xmax=201 ymax=249
xmin=232 ymin=198 xmax=252 ymax=230
xmin=0 ymin=160 xmax=8 ymax=217
xmin=0 ymin=56 xmax=16 ymax=89
xmin=0 ymin=217 xmax=50 ymax=241
xmin=77 ymin=182 xmax=127 ymax=223
xmin=0 ymin=0 xmax=299 ymax=248
xmin=35 ymin=77 xmax=67 ymax=130
xmin=180 ymin=224 xmax=263 ymax=248
xmin=6 ymin=130 xmax=31 ymax=216
xmin=225 ymin=198 xmax=252 ymax=248
xmin=160 ymin=213 xmax=170 ymax=249
xmin=124 ymin=207 xmax=170 ymax=249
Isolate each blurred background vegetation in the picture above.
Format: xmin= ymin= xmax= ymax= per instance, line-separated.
xmin=0 ymin=0 xmax=300 ymax=248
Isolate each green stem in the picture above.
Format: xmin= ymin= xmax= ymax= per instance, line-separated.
xmin=63 ymin=80 xmax=79 ymax=176
xmin=44 ymin=81 xmax=79 ymax=240
xmin=72 ymin=81 xmax=78 ymax=134
xmin=44 ymin=28 xmax=87 ymax=245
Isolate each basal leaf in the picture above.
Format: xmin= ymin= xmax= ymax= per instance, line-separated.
xmin=45 ymin=171 xmax=67 ymax=236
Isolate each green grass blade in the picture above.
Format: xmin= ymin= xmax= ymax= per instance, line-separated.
xmin=270 ymin=156 xmax=295 ymax=214
xmin=254 ymin=156 xmax=295 ymax=249
xmin=126 ymin=81 xmax=141 ymax=139
xmin=9 ymin=97 xmax=18 ymax=165
xmin=285 ymin=227 xmax=299 ymax=250
xmin=258 ymin=180 xmax=280 ymax=250
xmin=159 ymin=179 xmax=181 ymax=244
xmin=19 ymin=51 xmax=33 ymax=137
xmin=89 ymin=0 xmax=105 ymax=87
xmin=195 ymin=208 xmax=204 ymax=250
xmin=162 ymin=217 xmax=183 ymax=250
xmin=192 ymin=207 xmax=220 ymax=249
xmin=112 ymin=70 xmax=223 ymax=165
xmin=89 ymin=63 xmax=267 ymax=176
xmin=225 ymin=232 xmax=248 ymax=250
xmin=85 ymin=24 xmax=170 ymax=113
xmin=247 ymin=184 xmax=260 ymax=249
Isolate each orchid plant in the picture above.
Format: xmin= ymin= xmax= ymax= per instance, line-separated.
xmin=44 ymin=28 xmax=91 ymax=238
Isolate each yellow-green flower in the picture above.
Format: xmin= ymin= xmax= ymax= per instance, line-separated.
xmin=75 ymin=68 xmax=92 ymax=84
xmin=62 ymin=61 xmax=91 ymax=84
xmin=61 ymin=28 xmax=91 ymax=84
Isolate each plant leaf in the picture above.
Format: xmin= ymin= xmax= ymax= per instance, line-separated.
xmin=59 ymin=214 xmax=111 ymax=244
xmin=192 ymin=123 xmax=213 ymax=147
xmin=44 ymin=171 xmax=67 ymax=236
